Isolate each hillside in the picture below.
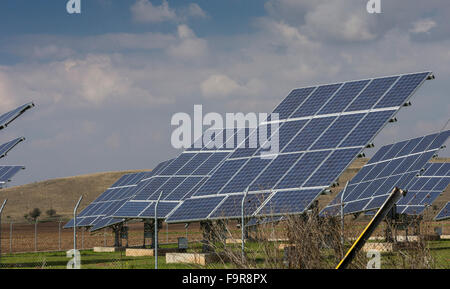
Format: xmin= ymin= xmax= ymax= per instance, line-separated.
xmin=0 ymin=157 xmax=448 ymax=223
xmin=0 ymin=170 xmax=149 ymax=222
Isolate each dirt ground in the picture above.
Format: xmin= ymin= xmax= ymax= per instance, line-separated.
xmin=0 ymin=221 xmax=205 ymax=254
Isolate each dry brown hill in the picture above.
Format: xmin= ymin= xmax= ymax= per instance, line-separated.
xmin=0 ymin=157 xmax=448 ymax=223
xmin=0 ymin=170 xmax=149 ymax=222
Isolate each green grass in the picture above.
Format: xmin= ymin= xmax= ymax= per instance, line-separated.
xmin=1 ymin=239 xmax=449 ymax=269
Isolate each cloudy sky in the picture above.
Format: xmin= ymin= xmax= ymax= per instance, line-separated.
xmin=0 ymin=0 xmax=449 ymax=186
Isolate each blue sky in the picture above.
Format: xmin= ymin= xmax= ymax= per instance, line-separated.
xmin=0 ymin=0 xmax=449 ymax=187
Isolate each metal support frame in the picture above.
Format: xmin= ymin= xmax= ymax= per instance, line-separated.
xmin=241 ymin=188 xmax=248 ymax=262
xmin=336 ymin=187 xmax=406 ymax=269
xmin=73 ymin=196 xmax=83 ymax=254
xmin=155 ymin=191 xmax=163 ymax=269
xmin=0 ymin=199 xmax=7 ymax=263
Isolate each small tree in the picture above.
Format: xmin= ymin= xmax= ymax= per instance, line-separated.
xmin=46 ymin=209 xmax=57 ymax=218
xmin=29 ymin=208 xmax=41 ymax=222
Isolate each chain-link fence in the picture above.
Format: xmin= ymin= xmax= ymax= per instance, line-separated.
xmin=0 ymin=217 xmax=448 ymax=269
xmin=0 ymin=221 xmax=204 ymax=269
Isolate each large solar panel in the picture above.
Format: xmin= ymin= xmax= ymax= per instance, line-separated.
xmin=0 ymin=166 xmax=24 ymax=186
xmin=321 ymin=131 xmax=450 ymax=216
xmin=166 ymin=72 xmax=433 ymax=223
xmin=64 ymin=170 xmax=154 ymax=230
xmin=0 ymin=102 xmax=34 ymax=130
xmin=0 ymin=137 xmax=25 ymax=159
xmin=396 ymin=162 xmax=450 ymax=215
xmin=111 ymin=128 xmax=241 ymax=221
xmin=435 ymin=202 xmax=450 ymax=221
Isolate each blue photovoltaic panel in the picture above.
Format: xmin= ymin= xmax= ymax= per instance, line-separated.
xmin=0 ymin=166 xmax=24 ymax=184
xmin=396 ymin=162 xmax=450 ymax=215
xmin=272 ymin=87 xmax=316 ymax=120
xmin=257 ymin=189 xmax=322 ymax=216
xmin=167 ymin=72 xmax=433 ymax=223
xmin=0 ymin=102 xmax=34 ymax=130
xmin=166 ymin=196 xmax=226 ymax=222
xmin=0 ymin=137 xmax=25 ymax=159
xmin=110 ymin=128 xmax=236 ymax=220
xmin=64 ymin=164 xmax=159 ymax=230
xmin=435 ymin=202 xmax=450 ymax=221
xmin=321 ymin=131 xmax=449 ymax=217
xmin=209 ymin=193 xmax=270 ymax=219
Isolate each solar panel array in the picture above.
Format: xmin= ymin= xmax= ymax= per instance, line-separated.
xmin=396 ymin=162 xmax=450 ymax=215
xmin=321 ymin=131 xmax=450 ymax=216
xmin=0 ymin=166 xmax=24 ymax=185
xmin=166 ymin=72 xmax=433 ymax=223
xmin=64 ymin=171 xmax=154 ymax=230
xmin=435 ymin=202 xmax=450 ymax=221
xmin=0 ymin=102 xmax=34 ymax=130
xmin=0 ymin=137 xmax=25 ymax=159
xmin=111 ymin=128 xmax=242 ymax=221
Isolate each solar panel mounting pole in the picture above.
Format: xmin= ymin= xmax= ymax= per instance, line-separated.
xmin=155 ymin=191 xmax=163 ymax=269
xmin=241 ymin=187 xmax=249 ymax=263
xmin=341 ymin=182 xmax=349 ymax=253
xmin=0 ymin=199 xmax=7 ymax=263
xmin=73 ymin=196 xmax=83 ymax=260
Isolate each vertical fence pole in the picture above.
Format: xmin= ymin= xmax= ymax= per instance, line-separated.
xmin=104 ymin=229 xmax=106 ymax=247
xmin=341 ymin=182 xmax=349 ymax=256
xmin=81 ymin=228 xmax=84 ymax=250
xmin=241 ymin=188 xmax=248 ymax=263
xmin=58 ymin=221 xmax=62 ymax=251
xmin=73 ymin=196 xmax=83 ymax=256
xmin=166 ymin=223 xmax=168 ymax=244
xmin=34 ymin=220 xmax=38 ymax=252
xmin=155 ymin=191 xmax=163 ymax=269
xmin=0 ymin=200 xmax=7 ymax=263
xmin=9 ymin=222 xmax=12 ymax=253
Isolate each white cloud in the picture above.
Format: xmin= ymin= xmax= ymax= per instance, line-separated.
xmin=186 ymin=3 xmax=207 ymax=19
xmin=201 ymin=74 xmax=265 ymax=99
xmin=131 ymin=0 xmax=207 ymax=23
xmin=264 ymin=0 xmax=377 ymax=42
xmin=131 ymin=0 xmax=176 ymax=23
xmin=0 ymin=70 xmax=18 ymax=110
xmin=410 ymin=19 xmax=437 ymax=34
xmin=106 ymin=132 xmax=121 ymax=149
xmin=167 ymin=25 xmax=208 ymax=59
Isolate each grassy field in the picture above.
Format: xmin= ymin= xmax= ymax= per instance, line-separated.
xmin=1 ymin=238 xmax=449 ymax=269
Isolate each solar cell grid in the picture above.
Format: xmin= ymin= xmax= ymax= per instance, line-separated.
xmin=435 ymin=202 xmax=450 ymax=221
xmin=168 ymin=72 xmax=433 ymax=223
xmin=0 ymin=102 xmax=34 ymax=130
xmin=322 ymin=130 xmax=449 ymax=217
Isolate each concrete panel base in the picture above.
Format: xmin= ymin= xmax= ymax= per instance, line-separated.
xmin=166 ymin=253 xmax=221 ymax=266
xmin=93 ymin=247 xmax=125 ymax=253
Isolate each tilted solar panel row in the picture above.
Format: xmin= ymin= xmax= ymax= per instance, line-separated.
xmin=0 ymin=102 xmax=34 ymax=130
xmin=166 ymin=72 xmax=433 ymax=223
xmin=435 ymin=202 xmax=450 ymax=221
xmin=321 ymin=131 xmax=450 ymax=216
xmin=0 ymin=166 xmax=24 ymax=184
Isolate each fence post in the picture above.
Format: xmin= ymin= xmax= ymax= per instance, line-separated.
xmin=9 ymin=222 xmax=12 ymax=254
xmin=0 ymin=200 xmax=7 ymax=263
xmin=58 ymin=221 xmax=62 ymax=251
xmin=34 ymin=221 xmax=37 ymax=252
xmin=81 ymin=228 xmax=84 ymax=250
xmin=166 ymin=223 xmax=168 ymax=243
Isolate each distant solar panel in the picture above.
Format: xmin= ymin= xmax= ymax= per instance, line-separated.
xmin=64 ymin=170 xmax=154 ymax=230
xmin=321 ymin=131 xmax=450 ymax=216
xmin=0 ymin=137 xmax=25 ymax=159
xmin=397 ymin=162 xmax=450 ymax=215
xmin=435 ymin=202 xmax=450 ymax=221
xmin=0 ymin=166 xmax=24 ymax=185
xmin=0 ymin=102 xmax=34 ymax=130
xmin=166 ymin=72 xmax=434 ymax=223
xmin=111 ymin=128 xmax=239 ymax=221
